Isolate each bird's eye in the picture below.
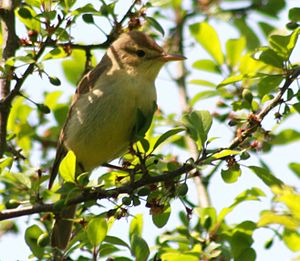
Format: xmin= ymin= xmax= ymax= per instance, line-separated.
xmin=136 ymin=50 xmax=146 ymax=57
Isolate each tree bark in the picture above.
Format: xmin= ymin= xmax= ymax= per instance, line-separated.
xmin=0 ymin=0 xmax=18 ymax=157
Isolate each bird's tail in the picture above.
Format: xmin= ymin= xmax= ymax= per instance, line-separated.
xmin=50 ymin=164 xmax=83 ymax=259
xmin=51 ymin=204 xmax=77 ymax=252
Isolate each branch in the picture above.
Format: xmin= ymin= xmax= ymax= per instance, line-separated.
xmin=0 ymin=162 xmax=194 ymax=221
xmin=229 ymin=69 xmax=300 ymax=149
xmin=0 ymin=0 xmax=19 ymax=157
xmin=1 ymin=66 xmax=299 ymax=221
xmin=0 ymin=15 xmax=66 ymax=159
xmin=171 ymin=7 xmax=211 ymax=208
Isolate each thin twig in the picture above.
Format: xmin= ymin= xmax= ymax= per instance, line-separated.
xmin=171 ymin=7 xmax=212 ymax=208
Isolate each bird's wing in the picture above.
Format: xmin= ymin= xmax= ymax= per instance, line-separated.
xmin=48 ymin=54 xmax=112 ymax=189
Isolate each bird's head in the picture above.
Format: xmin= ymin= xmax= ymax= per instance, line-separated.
xmin=107 ymin=31 xmax=186 ymax=80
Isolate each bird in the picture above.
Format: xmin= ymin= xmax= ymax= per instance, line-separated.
xmin=49 ymin=30 xmax=185 ymax=254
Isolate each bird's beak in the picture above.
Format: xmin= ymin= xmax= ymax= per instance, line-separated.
xmin=161 ymin=53 xmax=186 ymax=62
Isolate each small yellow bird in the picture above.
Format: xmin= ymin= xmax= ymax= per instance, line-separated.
xmin=49 ymin=30 xmax=185 ymax=252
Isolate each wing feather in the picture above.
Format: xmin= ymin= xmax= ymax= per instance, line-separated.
xmin=48 ymin=54 xmax=112 ymax=189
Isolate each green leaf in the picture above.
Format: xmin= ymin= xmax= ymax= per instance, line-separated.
xmin=87 ymin=217 xmax=108 ymax=247
xmin=258 ymin=22 xmax=275 ymax=37
xmin=235 ymin=247 xmax=256 ymax=261
xmin=192 ymin=59 xmax=221 ymax=74
xmin=152 ymin=204 xmax=171 ymax=228
xmin=221 ymin=164 xmax=241 ymax=183
xmin=211 ymin=149 xmax=240 ymax=160
xmin=190 ymin=22 xmax=224 ymax=64
xmin=272 ymin=129 xmax=300 ymax=145
xmin=226 ymin=37 xmax=246 ymax=68
xmin=258 ymin=211 xmax=298 ymax=230
xmin=283 ymin=229 xmax=300 ymax=252
xmin=198 ymin=207 xmax=217 ymax=230
xmin=145 ymin=16 xmax=165 ymax=36
xmin=0 ymin=157 xmax=13 ymax=173
xmin=233 ymin=17 xmax=260 ymax=50
xmin=82 ymin=13 xmax=94 ymax=24
xmin=130 ymin=235 xmax=149 ymax=261
xmin=189 ymin=90 xmax=218 ymax=106
xmin=25 ymin=225 xmax=44 ymax=258
xmin=190 ymin=79 xmax=216 ymax=87
xmin=269 ymin=28 xmax=300 ymax=60
xmin=16 ymin=6 xmax=41 ymax=32
xmin=248 ymin=166 xmax=283 ymax=187
xmin=18 ymin=7 xmax=32 ymax=18
xmin=152 ymin=128 xmax=185 ymax=152
xmin=257 ymin=75 xmax=283 ymax=96
xmin=59 ymin=150 xmax=76 ymax=183
xmin=183 ymin=110 xmax=212 ymax=150
xmin=288 ymin=162 xmax=300 ymax=178
xmin=217 ymin=188 xmax=265 ymax=222
xmin=129 ymin=214 xmax=143 ymax=240
xmin=71 ymin=3 xmax=97 ymax=16
xmin=289 ymin=8 xmax=300 ymax=22
xmin=62 ymin=49 xmax=96 ymax=85
xmin=48 ymin=76 xmax=61 ymax=86
xmin=161 ymin=253 xmax=199 ymax=261
xmin=25 ymin=0 xmax=42 ymax=8
xmin=104 ymin=235 xmax=130 ymax=249
xmin=43 ymin=47 xmax=67 ymax=60
xmin=217 ymin=75 xmax=243 ymax=88
xmin=36 ymin=103 xmax=51 ymax=114
xmin=99 ymin=243 xmax=119 ymax=257
xmin=258 ymin=48 xmax=284 ymax=68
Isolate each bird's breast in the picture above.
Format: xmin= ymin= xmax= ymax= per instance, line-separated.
xmin=64 ymin=76 xmax=157 ymax=171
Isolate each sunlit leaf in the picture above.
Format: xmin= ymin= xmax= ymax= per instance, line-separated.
xmin=217 ymin=75 xmax=243 ymax=88
xmin=16 ymin=6 xmax=41 ymax=32
xmin=192 ymin=59 xmax=221 ymax=74
xmin=59 ymin=151 xmax=76 ymax=183
xmin=283 ymin=229 xmax=300 ymax=252
xmin=161 ymin=253 xmax=199 ymax=261
xmin=258 ymin=211 xmax=298 ymax=230
xmin=226 ymin=37 xmax=246 ymax=68
xmin=87 ymin=217 xmax=108 ymax=247
xmin=129 ymin=214 xmax=143 ymax=240
xmin=62 ymin=49 xmax=97 ymax=85
xmin=43 ymin=47 xmax=67 ymax=60
xmin=0 ymin=157 xmax=13 ymax=173
xmin=190 ymin=22 xmax=224 ymax=64
xmin=269 ymin=28 xmax=300 ymax=60
xmin=211 ymin=149 xmax=240 ymax=160
xmin=190 ymin=79 xmax=216 ymax=87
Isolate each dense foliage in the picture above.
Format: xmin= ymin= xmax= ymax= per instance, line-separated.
xmin=0 ymin=0 xmax=300 ymax=260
